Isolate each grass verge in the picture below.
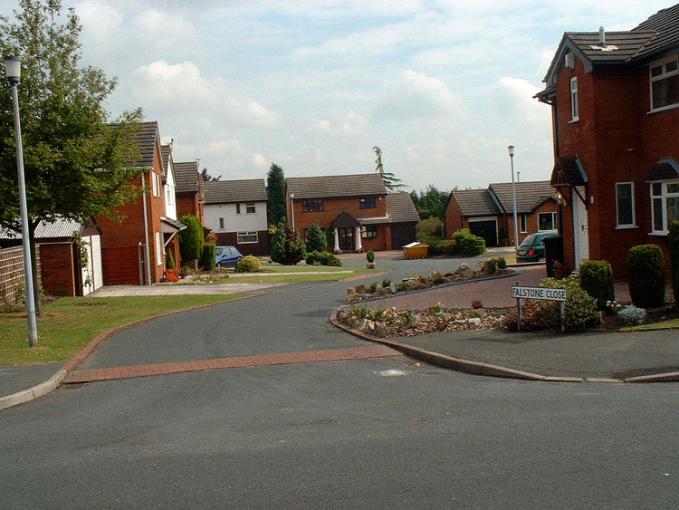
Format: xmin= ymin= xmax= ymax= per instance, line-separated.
xmin=622 ymin=318 xmax=679 ymax=332
xmin=0 ymin=294 xmax=242 ymax=366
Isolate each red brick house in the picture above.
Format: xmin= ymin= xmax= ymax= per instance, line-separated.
xmin=203 ymin=179 xmax=270 ymax=255
xmin=536 ymin=5 xmax=679 ymax=276
xmin=174 ymin=161 xmax=205 ymax=223
xmin=445 ymin=181 xmax=559 ymax=246
xmin=285 ymin=173 xmax=420 ymax=252
xmin=97 ymin=121 xmax=182 ymax=285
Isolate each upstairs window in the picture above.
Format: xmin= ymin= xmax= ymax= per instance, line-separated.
xmin=360 ymin=196 xmax=377 ymax=209
xmin=650 ymin=56 xmax=679 ymax=111
xmin=570 ymin=77 xmax=579 ymax=121
xmin=302 ymin=199 xmax=324 ymax=212
xmin=219 ymin=217 xmax=224 ymax=229
xmin=246 ymin=203 xmax=256 ymax=214
xmin=236 ymin=203 xmax=241 ymax=214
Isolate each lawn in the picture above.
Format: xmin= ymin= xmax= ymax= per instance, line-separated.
xmin=0 ymin=294 xmax=242 ymax=366
xmin=622 ymin=318 xmax=679 ymax=332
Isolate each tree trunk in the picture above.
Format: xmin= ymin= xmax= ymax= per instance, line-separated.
xmin=28 ymin=221 xmax=41 ymax=316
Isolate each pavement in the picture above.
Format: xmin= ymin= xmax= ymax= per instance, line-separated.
xmin=91 ymin=281 xmax=280 ymax=296
xmin=2 ymin=252 xmax=679 ymax=508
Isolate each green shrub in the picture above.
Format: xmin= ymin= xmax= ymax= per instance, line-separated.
xmin=451 ymin=228 xmax=486 ymax=256
xmin=305 ymin=223 xmax=327 ymax=253
xmin=628 ymin=244 xmax=665 ymax=308
xmin=200 ymin=243 xmax=216 ymax=271
xmin=579 ymin=260 xmax=614 ymax=310
xmin=179 ymin=215 xmax=204 ymax=261
xmin=481 ymin=258 xmax=497 ymax=274
xmin=366 ymin=249 xmax=375 ymax=263
xmin=271 ymin=223 xmax=307 ymax=265
xmin=539 ymin=275 xmax=599 ymax=331
xmin=396 ymin=282 xmax=409 ymax=292
xmin=236 ymin=255 xmax=262 ymax=273
xmin=270 ymin=223 xmax=287 ymax=264
xmin=368 ymin=282 xmax=379 ymax=293
xmin=307 ymin=251 xmax=341 ymax=266
xmin=496 ymin=257 xmax=507 ymax=270
xmin=439 ymin=239 xmax=457 ymax=256
xmin=416 ymin=217 xmax=443 ymax=245
xmin=166 ymin=249 xmax=175 ymax=269
xmin=382 ymin=278 xmax=391 ymax=288
xmin=670 ymin=220 xmax=679 ymax=308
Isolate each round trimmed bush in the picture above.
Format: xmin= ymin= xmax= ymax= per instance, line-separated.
xmin=236 ymin=255 xmax=262 ymax=273
xmin=628 ymin=244 xmax=665 ymax=308
xmin=579 ymin=260 xmax=614 ymax=310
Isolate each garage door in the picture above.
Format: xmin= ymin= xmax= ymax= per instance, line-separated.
xmin=392 ymin=223 xmax=416 ymax=249
xmin=468 ymin=220 xmax=497 ymax=247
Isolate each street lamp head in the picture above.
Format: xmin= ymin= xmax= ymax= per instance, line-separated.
xmin=507 ymin=145 xmax=515 ymax=157
xmin=4 ymin=56 xmax=20 ymax=84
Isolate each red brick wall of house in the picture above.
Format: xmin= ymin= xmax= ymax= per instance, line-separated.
xmin=214 ymin=231 xmax=270 ymax=256
xmin=444 ymin=196 xmax=464 ymax=238
xmin=504 ymin=199 xmax=560 ymax=245
xmin=551 ymin=53 xmax=679 ymax=277
xmin=39 ymin=243 xmax=76 ymax=296
xmin=176 ymin=193 xmax=205 ymax=224
xmin=97 ymin=140 xmax=167 ymax=284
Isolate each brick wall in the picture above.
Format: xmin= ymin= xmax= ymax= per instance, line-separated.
xmin=444 ymin=196 xmax=463 ymax=238
xmin=214 ymin=231 xmax=270 ymax=256
xmin=0 ymin=246 xmax=41 ymax=308
xmin=288 ymin=195 xmax=388 ymax=234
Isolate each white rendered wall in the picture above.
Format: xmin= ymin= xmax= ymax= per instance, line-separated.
xmin=204 ymin=201 xmax=268 ymax=233
xmin=164 ymin=161 xmax=177 ymax=220
xmin=82 ymin=234 xmax=103 ymax=296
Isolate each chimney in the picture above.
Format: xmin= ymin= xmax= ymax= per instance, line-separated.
xmin=599 ymin=26 xmax=605 ymax=46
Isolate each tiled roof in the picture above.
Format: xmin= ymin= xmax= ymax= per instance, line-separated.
xmin=161 ymin=144 xmax=171 ymax=177
xmin=451 ymin=189 xmax=499 ymax=217
xmin=551 ymin=156 xmax=589 ymax=186
xmin=564 ymin=31 xmax=657 ymax=64
xmin=385 ymin=192 xmax=420 ymax=223
xmin=633 ymin=4 xmax=679 ymax=60
xmin=132 ymin=121 xmax=159 ymax=168
xmin=489 ymin=181 xmax=557 ymax=214
xmin=174 ymin=161 xmax=200 ymax=193
xmin=203 ymin=179 xmax=268 ymax=204
xmin=286 ymin=173 xmax=387 ymax=199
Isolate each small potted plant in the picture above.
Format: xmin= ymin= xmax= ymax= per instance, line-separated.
xmin=366 ymin=249 xmax=376 ymax=269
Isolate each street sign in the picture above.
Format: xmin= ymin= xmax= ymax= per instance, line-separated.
xmin=511 ymin=286 xmax=566 ymax=302
xmin=512 ymin=285 xmax=567 ymax=332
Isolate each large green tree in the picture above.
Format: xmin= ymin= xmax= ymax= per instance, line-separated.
xmin=372 ymin=146 xmax=405 ymax=191
xmin=267 ymin=163 xmax=286 ymax=226
xmin=412 ymin=185 xmax=449 ymax=221
xmin=0 ymin=0 xmax=143 ymax=309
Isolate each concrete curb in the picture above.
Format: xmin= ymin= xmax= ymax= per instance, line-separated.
xmin=0 ymin=293 xmax=261 ymax=413
xmin=328 ymin=310 xmax=679 ymax=384
xmin=346 ymin=269 xmax=520 ymax=304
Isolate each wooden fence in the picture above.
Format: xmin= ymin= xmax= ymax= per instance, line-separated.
xmin=0 ymin=246 xmax=40 ymax=309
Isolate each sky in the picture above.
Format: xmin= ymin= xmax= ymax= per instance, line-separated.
xmin=0 ymin=0 xmax=673 ymax=191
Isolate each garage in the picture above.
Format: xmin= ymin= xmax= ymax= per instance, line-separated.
xmin=391 ymin=222 xmax=416 ymax=249
xmin=468 ymin=217 xmax=498 ymax=247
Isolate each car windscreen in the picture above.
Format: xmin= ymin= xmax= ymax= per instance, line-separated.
xmin=520 ymin=234 xmax=537 ymax=248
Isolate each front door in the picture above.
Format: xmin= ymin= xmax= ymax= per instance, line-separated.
xmin=338 ymin=227 xmax=354 ymax=251
xmin=573 ymin=186 xmax=589 ymax=268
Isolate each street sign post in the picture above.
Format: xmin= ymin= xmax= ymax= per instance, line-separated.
xmin=511 ymin=285 xmax=567 ymax=332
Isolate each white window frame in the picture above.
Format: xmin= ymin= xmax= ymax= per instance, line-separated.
xmin=650 ymin=180 xmax=679 ymax=235
xmin=649 ymin=55 xmax=679 ymax=112
xmin=245 ymin=202 xmax=256 ymax=214
xmin=570 ymin=77 xmax=579 ymax=121
xmin=537 ymin=212 xmax=557 ymax=232
xmin=615 ymin=182 xmax=636 ymax=228
xmin=155 ymin=231 xmax=163 ymax=265
xmin=237 ymin=231 xmax=259 ymax=244
xmin=151 ymin=172 xmax=158 ymax=197
xmin=519 ymin=213 xmax=527 ymax=233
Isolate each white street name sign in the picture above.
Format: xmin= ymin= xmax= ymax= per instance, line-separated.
xmin=511 ymin=286 xmax=566 ymax=302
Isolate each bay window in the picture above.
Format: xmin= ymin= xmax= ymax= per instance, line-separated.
xmin=650 ymin=181 xmax=679 ymax=234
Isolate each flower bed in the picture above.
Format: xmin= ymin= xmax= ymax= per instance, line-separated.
xmin=346 ymin=258 xmax=512 ymax=303
xmin=336 ymin=303 xmax=511 ymax=338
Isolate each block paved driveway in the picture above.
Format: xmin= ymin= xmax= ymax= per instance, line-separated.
xmin=2 ymin=253 xmax=679 ymax=509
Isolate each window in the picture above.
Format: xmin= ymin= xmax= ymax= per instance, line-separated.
xmin=650 ymin=181 xmax=679 ymax=234
xmin=219 ymin=217 xmax=224 ymax=229
xmin=155 ymin=232 xmax=163 ymax=265
xmin=246 ymin=203 xmax=256 ymax=214
xmin=360 ymin=196 xmax=377 ymax=209
xmin=538 ymin=212 xmax=557 ymax=231
xmin=237 ymin=231 xmax=259 ymax=244
xmin=361 ymin=225 xmax=378 ymax=238
xmin=236 ymin=203 xmax=241 ymax=214
xmin=302 ymin=199 xmax=324 ymax=212
xmin=570 ymin=77 xmax=579 ymax=121
xmin=615 ymin=182 xmax=636 ymax=227
xmin=150 ymin=172 xmax=158 ymax=197
xmin=650 ymin=55 xmax=679 ymax=111
xmin=520 ymin=214 xmax=527 ymax=233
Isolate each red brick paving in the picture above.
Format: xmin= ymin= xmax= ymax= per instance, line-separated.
xmin=63 ymin=345 xmax=400 ymax=384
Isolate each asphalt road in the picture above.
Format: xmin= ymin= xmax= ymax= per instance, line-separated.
xmin=2 ymin=253 xmax=678 ymax=509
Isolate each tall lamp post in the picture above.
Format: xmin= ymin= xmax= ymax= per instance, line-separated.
xmin=508 ymin=145 xmax=519 ymax=254
xmin=4 ymin=56 xmax=38 ymax=346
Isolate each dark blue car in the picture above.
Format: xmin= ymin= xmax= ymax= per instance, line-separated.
xmin=215 ymin=246 xmax=243 ymax=267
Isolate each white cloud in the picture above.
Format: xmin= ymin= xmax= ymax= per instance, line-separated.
xmin=132 ymin=60 xmax=279 ymax=128
xmin=315 ymin=111 xmax=367 ymax=135
xmin=252 ymin=153 xmax=269 ymax=168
